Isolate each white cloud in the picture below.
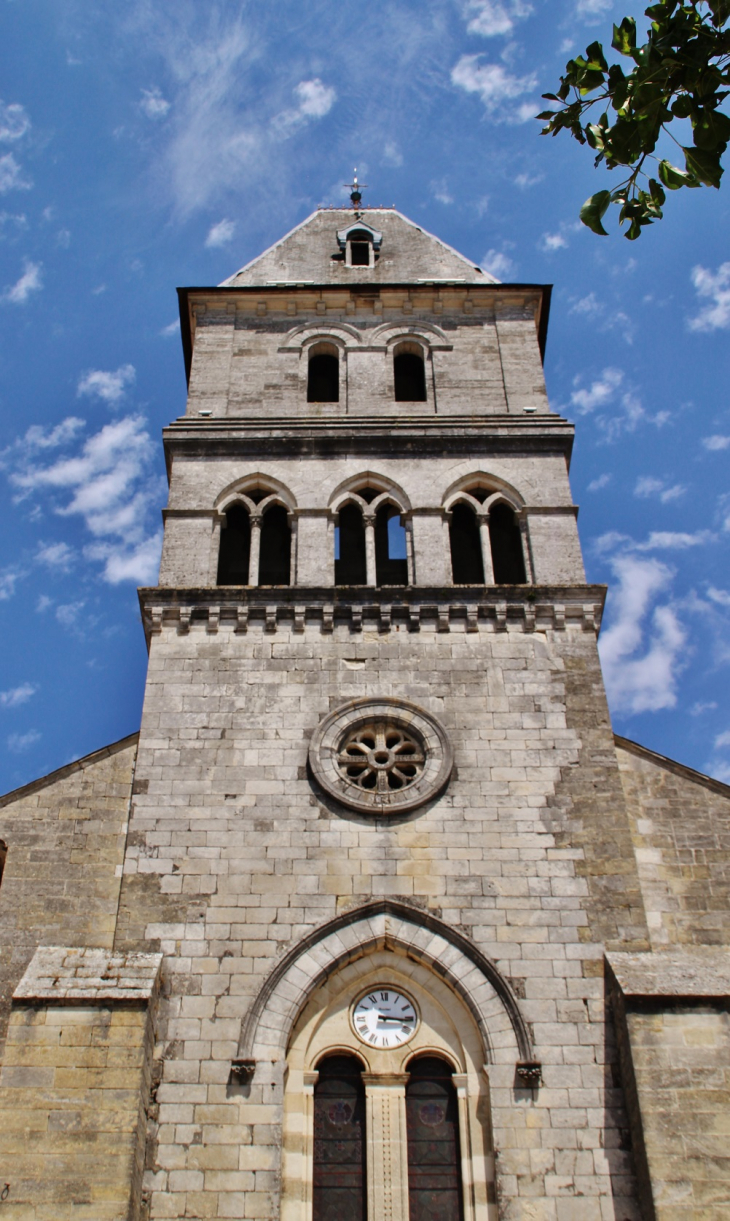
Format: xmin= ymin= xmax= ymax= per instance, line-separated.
xmin=140 ymin=87 xmax=170 ymax=119
xmin=576 ymin=0 xmax=613 ymax=15
xmin=708 ymin=586 xmax=730 ymax=607
xmin=691 ymin=700 xmax=718 ymax=716
xmin=7 ymin=729 xmax=40 ymax=753
xmin=587 ymin=473 xmax=611 ymax=491
xmin=515 ymin=172 xmax=543 ymax=188
xmin=160 ymin=319 xmax=180 ymax=337
xmin=205 ymin=218 xmax=236 ymax=248
xmin=451 ymin=55 xmax=537 ymax=120
xmin=294 ymin=79 xmax=335 ymax=119
xmin=15 ymin=417 xmax=85 ymax=452
xmin=6 ymin=414 xmax=163 ymax=585
xmin=711 ymin=762 xmax=730 ymax=783
xmin=55 ymin=601 xmax=85 ymax=628
xmin=85 ymin=532 xmax=163 ymax=584
xmin=568 ymin=291 xmax=633 ymax=342
xmin=481 ymin=249 xmax=515 ymax=279
xmin=464 ymin=0 xmax=532 ymax=37
xmin=0 ymin=153 xmax=31 ymax=193
xmin=383 ymin=141 xmax=403 ymax=167
xmin=3 ymin=259 xmax=42 ymax=303
xmin=36 ymin=594 xmax=52 ymax=613
xmin=570 ymin=367 xmax=623 ymax=413
xmin=431 ymin=179 xmax=454 ymax=205
xmin=540 ymin=231 xmax=568 ymax=252
xmin=0 ymin=683 xmax=36 ymax=708
xmin=703 ymin=435 xmax=730 ymax=451
xmin=599 ymin=552 xmax=686 ymax=714
xmin=715 ymin=729 xmax=730 ymax=749
xmin=36 ymin=541 xmax=75 ymax=571
xmin=77 ymin=363 xmax=135 ymax=405
xmin=0 ymin=101 xmax=30 ymax=142
xmin=634 ymin=531 xmax=713 ymax=551
xmin=634 ymin=476 xmax=687 ymax=504
xmin=688 ymin=262 xmax=730 ymax=332
xmin=0 ymin=569 xmax=20 ymax=600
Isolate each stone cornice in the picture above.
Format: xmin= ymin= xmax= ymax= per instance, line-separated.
xmin=137 ymin=584 xmax=606 ymax=648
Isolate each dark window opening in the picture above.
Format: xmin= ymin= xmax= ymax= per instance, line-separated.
xmin=375 ymin=503 xmax=408 ymax=586
xmin=394 ymin=352 xmax=427 ymax=402
xmin=247 ymin=488 xmax=267 ymax=505
xmin=350 ymin=242 xmax=370 ymax=266
xmin=0 ymin=840 xmax=6 ymax=889
xmin=406 ymin=1056 xmax=463 ymax=1221
xmin=313 ymin=1054 xmax=366 ymax=1221
xmin=449 ymin=503 xmax=484 ymax=584
xmin=489 ymin=503 xmax=526 ymax=583
xmin=308 ymin=353 xmax=339 ymax=403
xmin=335 ymin=504 xmax=367 ymax=585
xmin=259 ymin=504 xmax=291 ymax=585
xmin=217 ymin=504 xmax=251 ymax=585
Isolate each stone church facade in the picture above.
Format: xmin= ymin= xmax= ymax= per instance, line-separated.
xmin=0 ymin=206 xmax=728 ymax=1221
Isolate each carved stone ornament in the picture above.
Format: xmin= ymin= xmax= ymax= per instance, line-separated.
xmin=309 ymin=697 xmax=453 ymax=815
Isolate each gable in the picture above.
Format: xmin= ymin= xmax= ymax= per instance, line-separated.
xmin=220 ymin=208 xmax=497 ymax=287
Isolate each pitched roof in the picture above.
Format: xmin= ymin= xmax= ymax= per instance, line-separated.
xmin=219 ymin=208 xmax=497 ymax=288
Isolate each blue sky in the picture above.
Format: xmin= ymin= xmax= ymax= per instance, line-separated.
xmin=0 ymin=0 xmax=728 ymax=792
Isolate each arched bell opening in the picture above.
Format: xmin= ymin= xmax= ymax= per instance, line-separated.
xmin=375 ymin=503 xmax=408 ymax=586
xmin=259 ymin=503 xmax=292 ymax=586
xmin=449 ymin=503 xmax=485 ymax=585
xmin=307 ymin=344 xmax=340 ymax=403
xmin=489 ymin=503 xmax=526 ymax=583
xmin=335 ymin=503 xmax=368 ymax=586
xmin=393 ymin=343 xmax=427 ymax=403
xmin=217 ymin=503 xmax=251 ymax=585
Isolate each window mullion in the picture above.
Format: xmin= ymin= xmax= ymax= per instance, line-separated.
xmin=362 ymin=1073 xmax=410 ymax=1221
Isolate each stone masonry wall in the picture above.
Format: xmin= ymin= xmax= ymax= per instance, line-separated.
xmin=0 ymin=736 xmax=137 ymax=1059
xmin=114 ymin=619 xmax=644 ymax=1221
xmin=616 ymin=740 xmax=730 ymax=950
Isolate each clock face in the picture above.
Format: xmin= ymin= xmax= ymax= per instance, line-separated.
xmin=352 ymin=987 xmax=418 ymax=1049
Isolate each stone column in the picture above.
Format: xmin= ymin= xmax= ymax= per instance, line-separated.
xmin=289 ymin=514 xmax=298 ymax=585
xmin=364 ymin=514 xmax=377 ymax=587
xmin=248 ymin=513 xmax=262 ymax=586
xmin=404 ymin=515 xmax=415 ymax=585
xmin=518 ymin=510 xmax=534 ymax=582
xmin=363 ymin=1073 xmax=410 ymax=1221
xmin=452 ymin=1073 xmax=476 ymax=1221
xmin=302 ymin=1070 xmax=319 ymax=1218
xmin=477 ymin=513 xmax=495 ymax=584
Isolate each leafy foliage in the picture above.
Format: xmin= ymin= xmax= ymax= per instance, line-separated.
xmin=538 ymin=1 xmax=730 ymax=238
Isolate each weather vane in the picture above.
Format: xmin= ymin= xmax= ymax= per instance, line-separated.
xmin=344 ymin=168 xmax=368 ymax=210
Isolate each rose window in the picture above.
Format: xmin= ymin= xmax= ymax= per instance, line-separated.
xmin=309 ymin=698 xmax=453 ymax=815
xmin=337 ymin=722 xmax=425 ymax=794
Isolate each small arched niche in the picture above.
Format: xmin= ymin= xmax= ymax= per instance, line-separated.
xmin=259 ymin=503 xmax=292 ymax=585
xmin=335 ymin=502 xmax=368 ymax=586
xmin=307 ymin=342 xmax=340 ymax=403
xmin=489 ymin=502 xmax=526 ymax=583
xmin=393 ymin=341 xmax=427 ymax=403
xmin=449 ymin=502 xmax=484 ymax=585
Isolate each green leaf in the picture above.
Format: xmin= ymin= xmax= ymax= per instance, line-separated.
xmin=649 ymin=177 xmax=666 ymax=206
xmin=683 ymin=145 xmax=724 ymax=187
xmin=580 ymin=190 xmax=612 ymax=235
xmin=585 ymin=41 xmax=609 ymax=71
xmin=612 ymin=17 xmax=637 ymax=56
xmin=658 ymin=159 xmax=693 ymax=189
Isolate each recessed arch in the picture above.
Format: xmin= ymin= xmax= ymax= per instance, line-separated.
xmin=215 ymin=473 xmax=297 ymax=515
xmin=442 ymin=472 xmax=525 ymax=515
xmin=279 ymin=321 xmax=363 ymax=350
xmin=236 ymin=899 xmax=533 ymax=1067
xmin=329 ymin=472 xmax=411 ymax=515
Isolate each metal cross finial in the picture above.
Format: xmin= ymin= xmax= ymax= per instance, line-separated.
xmin=344 ymin=168 xmax=368 ymax=208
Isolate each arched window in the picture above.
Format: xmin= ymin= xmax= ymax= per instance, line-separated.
xmin=336 ymin=503 xmax=367 ymax=585
xmin=217 ymin=503 xmax=251 ymax=585
xmin=489 ymin=503 xmax=526 ymax=583
xmin=313 ymin=1054 xmax=367 ymax=1221
xmin=308 ymin=347 xmax=339 ymax=403
xmin=449 ymin=503 xmax=484 ymax=584
xmin=259 ymin=504 xmax=291 ymax=585
xmin=375 ymin=503 xmax=408 ymax=586
xmin=406 ymin=1056 xmax=463 ymax=1221
xmin=394 ymin=346 xmax=427 ymax=402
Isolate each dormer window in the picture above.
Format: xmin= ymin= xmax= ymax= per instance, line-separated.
xmin=348 ymin=231 xmax=373 ymax=267
xmin=336 ymin=221 xmax=383 ymax=270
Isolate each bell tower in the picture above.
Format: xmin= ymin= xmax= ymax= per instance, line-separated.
xmin=110 ymin=200 xmax=650 ymax=1220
